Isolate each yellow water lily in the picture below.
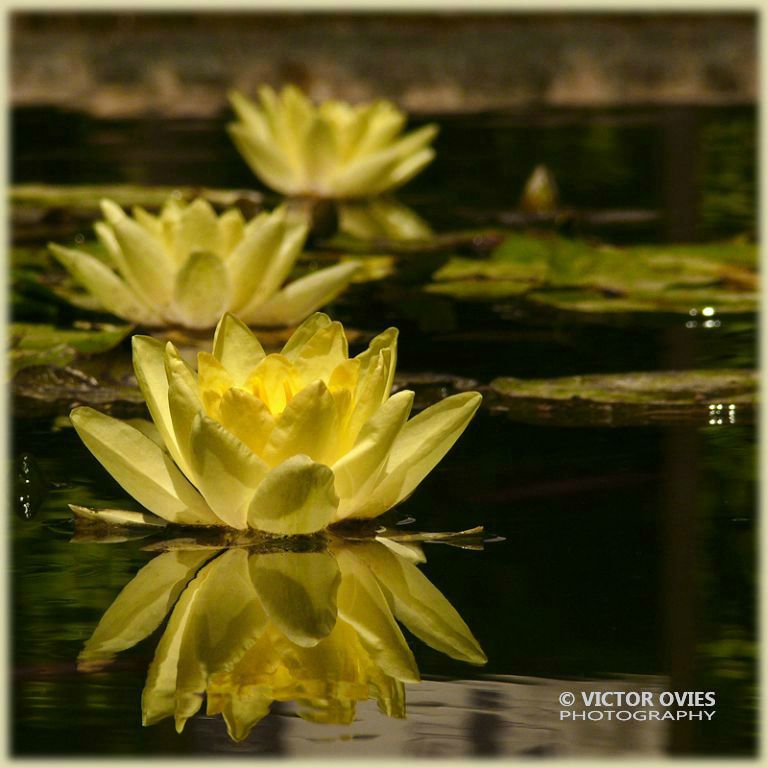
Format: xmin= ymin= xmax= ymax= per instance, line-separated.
xmin=49 ymin=197 xmax=359 ymax=329
xmin=228 ymin=85 xmax=438 ymax=198
xmin=78 ymin=538 xmax=486 ymax=740
xmin=70 ymin=313 xmax=481 ymax=534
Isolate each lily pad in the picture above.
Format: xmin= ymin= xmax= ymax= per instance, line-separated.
xmin=9 ymin=322 xmax=133 ymax=377
xmin=11 ymin=322 xmax=133 ymax=354
xmin=428 ymin=233 xmax=758 ymax=316
xmin=322 ymin=229 xmax=508 ymax=256
xmin=489 ymin=369 xmax=757 ymax=426
xmin=12 ymin=348 xmax=145 ymax=418
xmin=11 ymin=184 xmax=264 ymax=212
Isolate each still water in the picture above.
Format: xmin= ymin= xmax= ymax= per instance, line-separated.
xmin=11 ymin=105 xmax=757 ymax=757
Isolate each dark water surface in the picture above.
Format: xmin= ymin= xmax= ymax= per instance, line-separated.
xmin=11 ymin=105 xmax=757 ymax=757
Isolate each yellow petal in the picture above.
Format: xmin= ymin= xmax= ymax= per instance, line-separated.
xmin=125 ymin=418 xmax=164 ymax=447
xmin=280 ymin=312 xmax=332 ymax=357
xmin=241 ymin=261 xmax=360 ymax=328
xmin=93 ymin=221 xmax=121 ymax=266
xmin=384 ymin=147 xmax=436 ymax=191
xmin=249 ymin=551 xmax=340 ymax=647
xmin=302 ymin=116 xmax=338 ymax=191
xmin=356 ymin=326 xmax=398 ymax=396
xmin=172 ymin=250 xmax=229 ymax=329
xmin=335 ymin=548 xmax=419 ymax=682
xmin=227 ymin=124 xmax=298 ymax=195
xmin=288 ymin=320 xmax=348 ymax=385
xmin=352 ymin=102 xmax=406 ymax=157
xmin=245 ymin=354 xmax=299 ymax=415
xmin=100 ymin=199 xmax=175 ymax=306
xmin=226 ymin=210 xmax=287 ymax=311
xmin=228 ymin=89 xmax=271 ymax=140
xmin=70 ymin=406 xmax=217 ymax=525
xmin=69 ymin=504 xmax=167 ymax=528
xmin=176 ymin=198 xmax=221 ymax=259
xmin=261 ymin=380 xmax=339 ymax=466
xmin=79 ymin=550 xmax=212 ymax=668
xmin=48 ymin=243 xmax=156 ymax=323
xmin=197 ymin=351 xmax=235 ymax=419
xmin=332 ymin=390 xmax=413 ymax=506
xmin=166 ymin=345 xmax=203 ymax=475
xmin=354 ymin=541 xmax=486 ymax=664
xmin=247 ymin=455 xmax=338 ymax=534
xmin=218 ymin=387 xmax=275 ymax=457
xmin=189 ymin=414 xmax=270 ymax=529
xmin=328 ymin=358 xmax=360 ymax=393
xmin=238 ymin=219 xmax=309 ymax=313
xmin=219 ymin=208 xmax=246 ymax=256
xmin=343 ymin=348 xmax=391 ymax=449
xmin=212 ymin=313 xmax=265 ymax=385
xmin=366 ymin=392 xmax=482 ymax=515
xmin=132 ymin=336 xmax=188 ymax=473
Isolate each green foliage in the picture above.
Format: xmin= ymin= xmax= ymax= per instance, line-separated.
xmin=9 ymin=323 xmax=133 ymax=377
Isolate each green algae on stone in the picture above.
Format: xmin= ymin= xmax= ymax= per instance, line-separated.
xmin=489 ymin=369 xmax=757 ymax=427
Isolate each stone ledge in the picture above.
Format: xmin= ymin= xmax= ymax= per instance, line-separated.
xmin=11 ymin=12 xmax=756 ymax=117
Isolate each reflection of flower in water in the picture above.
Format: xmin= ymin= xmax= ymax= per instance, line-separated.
xmin=338 ymin=197 xmax=432 ymax=241
xmin=228 ymin=86 xmax=438 ymax=199
xmin=79 ymin=539 xmax=486 ymax=741
xmin=70 ymin=313 xmax=481 ymax=533
xmin=49 ymin=198 xmax=359 ymax=329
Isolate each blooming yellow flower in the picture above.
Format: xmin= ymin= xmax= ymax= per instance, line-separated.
xmin=228 ymin=85 xmax=438 ymax=198
xmin=49 ymin=197 xmax=359 ymax=329
xmin=70 ymin=313 xmax=481 ymax=534
xmin=78 ymin=538 xmax=486 ymax=740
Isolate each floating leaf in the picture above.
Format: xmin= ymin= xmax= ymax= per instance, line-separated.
xmin=12 ymin=349 xmax=145 ymax=418
xmin=9 ymin=322 xmax=133 ymax=378
xmin=11 ymin=184 xmax=264 ymax=213
xmin=428 ymin=233 xmax=758 ymax=316
xmin=10 ymin=344 xmax=76 ymax=377
xmin=490 ymin=369 xmax=757 ymax=426
xmin=11 ymin=322 xmax=133 ymax=354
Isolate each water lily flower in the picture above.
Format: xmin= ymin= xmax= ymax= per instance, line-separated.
xmin=70 ymin=313 xmax=481 ymax=534
xmin=78 ymin=538 xmax=485 ymax=740
xmin=49 ymin=197 xmax=360 ymax=329
xmin=228 ymin=85 xmax=438 ymax=198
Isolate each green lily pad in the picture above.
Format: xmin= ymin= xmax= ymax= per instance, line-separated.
xmin=489 ymin=369 xmax=757 ymax=426
xmin=10 ymin=344 xmax=77 ymax=377
xmin=9 ymin=322 xmax=133 ymax=378
xmin=11 ymin=184 xmax=263 ymax=212
xmin=12 ymin=348 xmax=145 ymax=418
xmin=11 ymin=322 xmax=133 ymax=354
xmin=322 ymin=229 xmax=508 ymax=256
xmin=428 ymin=233 xmax=758 ymax=315
xmin=425 ymin=278 xmax=533 ymax=300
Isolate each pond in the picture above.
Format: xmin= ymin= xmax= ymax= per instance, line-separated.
xmin=11 ymin=104 xmax=757 ymax=757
